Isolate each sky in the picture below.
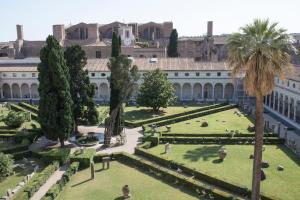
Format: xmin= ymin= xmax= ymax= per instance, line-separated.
xmin=1 ymin=0 xmax=300 ymax=41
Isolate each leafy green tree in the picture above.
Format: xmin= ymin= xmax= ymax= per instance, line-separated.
xmin=2 ymin=111 xmax=29 ymax=128
xmin=137 ymin=69 xmax=176 ymax=112
xmin=105 ymin=55 xmax=139 ymax=144
xmin=227 ymin=19 xmax=296 ymax=199
xmin=0 ymin=153 xmax=14 ymax=181
xmin=167 ymin=29 xmax=179 ymax=57
xmin=38 ymin=36 xmax=73 ymax=147
xmin=64 ymin=45 xmax=98 ymax=131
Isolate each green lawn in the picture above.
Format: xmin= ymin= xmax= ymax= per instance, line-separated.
xmin=57 ymin=161 xmax=201 ymax=200
xmin=123 ymin=105 xmax=205 ymax=123
xmin=146 ymin=144 xmax=300 ymax=200
xmin=157 ymin=108 xmax=255 ymax=135
xmin=0 ymin=158 xmax=43 ymax=196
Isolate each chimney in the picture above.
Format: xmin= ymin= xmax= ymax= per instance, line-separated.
xmin=87 ymin=23 xmax=99 ymax=42
xmin=207 ymin=21 xmax=213 ymax=37
xmin=53 ymin=24 xmax=65 ymax=41
xmin=16 ymin=24 xmax=24 ymax=40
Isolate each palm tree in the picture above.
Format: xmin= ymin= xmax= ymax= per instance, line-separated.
xmin=227 ymin=19 xmax=296 ymax=200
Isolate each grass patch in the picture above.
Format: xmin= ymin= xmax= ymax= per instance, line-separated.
xmin=157 ymin=108 xmax=256 ymax=135
xmin=57 ymin=161 xmax=201 ymax=200
xmin=146 ymin=144 xmax=300 ymax=200
xmin=123 ymin=105 xmax=205 ymax=123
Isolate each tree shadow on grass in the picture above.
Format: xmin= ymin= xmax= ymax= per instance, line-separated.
xmin=71 ymin=178 xmax=93 ymax=187
xmin=114 ymin=196 xmax=126 ymax=200
xmin=183 ymin=145 xmax=222 ymax=162
xmin=277 ymin=145 xmax=300 ymax=167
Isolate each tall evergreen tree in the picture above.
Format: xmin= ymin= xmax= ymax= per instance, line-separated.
xmin=167 ymin=29 xmax=179 ymax=57
xmin=109 ymin=32 xmax=122 ymax=135
xmin=64 ymin=45 xmax=99 ymax=133
xmin=105 ymin=55 xmax=139 ymax=144
xmin=38 ymin=36 xmax=73 ymax=147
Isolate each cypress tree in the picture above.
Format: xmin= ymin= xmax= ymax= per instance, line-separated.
xmin=38 ymin=36 xmax=73 ymax=147
xmin=167 ymin=29 xmax=179 ymax=57
xmin=64 ymin=45 xmax=99 ymax=133
xmin=109 ymin=32 xmax=122 ymax=135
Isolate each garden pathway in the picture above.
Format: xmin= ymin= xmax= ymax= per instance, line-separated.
xmin=30 ymin=164 xmax=69 ymax=200
xmin=77 ymin=126 xmax=143 ymax=154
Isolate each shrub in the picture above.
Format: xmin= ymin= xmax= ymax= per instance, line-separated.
xmin=142 ymin=133 xmax=160 ymax=147
xmin=247 ymin=125 xmax=255 ymax=132
xmin=18 ymin=102 xmax=39 ymax=114
xmin=0 ymin=152 xmax=14 ymax=181
xmin=70 ymin=148 xmax=96 ymax=169
xmin=40 ymin=148 xmax=71 ymax=165
xmin=201 ymin=121 xmax=208 ymax=127
xmin=2 ymin=111 xmax=29 ymax=128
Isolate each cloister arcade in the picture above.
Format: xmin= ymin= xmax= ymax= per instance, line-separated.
xmin=264 ymin=90 xmax=300 ymax=124
xmin=1 ymin=83 xmax=39 ymax=99
xmin=172 ymin=82 xmax=235 ymax=101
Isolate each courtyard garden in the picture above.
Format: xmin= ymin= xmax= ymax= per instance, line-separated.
xmin=56 ymin=161 xmax=201 ymax=200
xmin=143 ymin=144 xmax=300 ymax=200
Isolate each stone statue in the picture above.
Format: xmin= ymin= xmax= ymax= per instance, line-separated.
xmin=165 ymin=143 xmax=171 ymax=154
xmin=218 ymin=148 xmax=227 ymax=160
xmin=122 ymin=185 xmax=131 ymax=198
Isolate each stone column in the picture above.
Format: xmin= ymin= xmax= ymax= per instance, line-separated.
xmin=191 ymin=84 xmax=194 ymax=101
xmin=10 ymin=86 xmax=12 ymax=99
xmin=288 ymin=99 xmax=291 ymax=119
xmin=212 ymin=84 xmax=215 ymax=100
xmin=29 ymin=89 xmax=32 ymax=99
xmin=293 ymin=104 xmax=297 ymax=121
xmin=222 ymin=84 xmax=225 ymax=99
xmin=273 ymin=93 xmax=276 ymax=110
xmin=180 ymin=85 xmax=183 ymax=101
xmin=202 ymin=84 xmax=204 ymax=100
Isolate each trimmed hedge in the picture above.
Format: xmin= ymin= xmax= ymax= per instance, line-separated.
xmin=18 ymin=102 xmax=39 ymax=114
xmin=125 ymin=103 xmax=227 ymax=127
xmin=11 ymin=150 xmax=32 ymax=160
xmin=41 ymin=162 xmax=79 ymax=200
xmin=160 ymin=137 xmax=285 ymax=145
xmin=161 ymin=133 xmax=278 ymax=138
xmin=39 ymin=148 xmax=71 ymax=165
xmin=0 ymin=129 xmax=42 ymax=143
xmin=10 ymin=103 xmax=38 ymax=121
xmin=143 ymin=104 xmax=237 ymax=130
xmin=119 ymin=153 xmax=240 ymax=200
xmin=142 ymin=133 xmax=160 ymax=147
xmin=13 ymin=161 xmax=59 ymax=200
xmin=134 ymin=147 xmax=276 ymax=200
xmin=93 ymin=152 xmax=124 ymax=163
xmin=70 ymin=148 xmax=96 ymax=169
xmin=0 ymin=143 xmax=29 ymax=154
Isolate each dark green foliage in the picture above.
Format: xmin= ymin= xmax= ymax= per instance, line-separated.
xmin=39 ymin=148 xmax=71 ymax=165
xmin=137 ymin=69 xmax=176 ymax=112
xmin=111 ymin=32 xmax=120 ymax=57
xmin=86 ymin=99 xmax=99 ymax=125
xmin=38 ymin=36 xmax=73 ymax=147
xmin=108 ymin=55 xmax=139 ymax=135
xmin=167 ymin=29 xmax=179 ymax=57
xmin=10 ymin=103 xmax=38 ymax=121
xmin=2 ymin=110 xmax=29 ymax=128
xmin=70 ymin=148 xmax=96 ymax=169
xmin=18 ymin=102 xmax=38 ymax=114
xmin=64 ymin=45 xmax=98 ymax=128
xmin=142 ymin=133 xmax=160 ymax=147
xmin=0 ymin=152 xmax=14 ymax=181
xmin=14 ymin=161 xmax=59 ymax=200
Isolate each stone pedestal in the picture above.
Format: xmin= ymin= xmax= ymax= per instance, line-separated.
xmin=102 ymin=157 xmax=110 ymax=169
xmin=90 ymin=161 xmax=95 ymax=180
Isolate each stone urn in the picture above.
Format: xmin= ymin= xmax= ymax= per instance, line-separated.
xmin=218 ymin=148 xmax=227 ymax=160
xmin=122 ymin=185 xmax=131 ymax=198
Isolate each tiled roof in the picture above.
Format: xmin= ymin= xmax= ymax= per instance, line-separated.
xmin=0 ymin=58 xmax=229 ymax=72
